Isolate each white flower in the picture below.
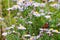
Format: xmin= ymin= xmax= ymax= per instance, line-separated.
xmin=40 ymin=28 xmax=48 ymax=31
xmin=28 ymin=21 xmax=32 ymax=24
xmin=39 ymin=9 xmax=44 ymax=13
xmin=23 ymin=34 xmax=31 ymax=37
xmin=45 ymin=15 xmax=51 ymax=19
xmin=17 ymin=24 xmax=26 ymax=30
xmin=58 ymin=0 xmax=60 ymax=3
xmin=40 ymin=13 xmax=45 ymax=16
xmin=48 ymin=0 xmax=55 ymax=2
xmin=5 ymin=26 xmax=14 ymax=30
xmin=12 ymin=0 xmax=17 ymax=2
xmin=47 ymin=12 xmax=53 ymax=15
xmin=2 ymin=32 xmax=8 ymax=36
xmin=40 ymin=28 xmax=44 ymax=31
xmin=40 ymin=3 xmax=46 ymax=7
xmin=7 ymin=8 xmax=13 ymax=10
xmin=7 ymin=5 xmax=18 ymax=10
xmin=14 ymin=16 xmax=18 ymax=19
xmin=56 ymin=23 xmax=60 ymax=26
xmin=11 ymin=5 xmax=18 ymax=10
xmin=17 ymin=0 xmax=25 ymax=2
xmin=5 ymin=27 xmax=11 ymax=30
xmin=17 ymin=2 xmax=23 ymax=6
xmin=46 ymin=31 xmax=51 ymax=34
xmin=57 ymin=32 xmax=60 ymax=33
xmin=32 ymin=2 xmax=40 ymax=7
xmin=0 ymin=17 xmax=4 ymax=21
xmin=24 ymin=2 xmax=32 ymax=7
xmin=32 ymin=11 xmax=41 ymax=17
xmin=17 ymin=12 xmax=20 ymax=16
xmin=30 ymin=36 xmax=37 ymax=40
xmin=11 ymin=25 xmax=15 ymax=27
xmin=18 ymin=6 xmax=24 ymax=11
xmin=50 ymin=4 xmax=60 ymax=9
xmin=52 ymin=30 xmax=58 ymax=33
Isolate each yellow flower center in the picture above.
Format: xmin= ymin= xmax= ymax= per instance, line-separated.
xmin=55 ymin=30 xmax=58 ymax=33
xmin=30 ymin=0 xmax=32 ymax=2
xmin=0 ymin=17 xmax=2 ymax=19
xmin=35 ymin=11 xmax=39 ymax=14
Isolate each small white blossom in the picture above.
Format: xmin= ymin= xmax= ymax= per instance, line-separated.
xmin=32 ymin=11 xmax=41 ymax=17
xmin=17 ymin=24 xmax=26 ymax=30
xmin=45 ymin=15 xmax=51 ymax=19
xmin=39 ymin=9 xmax=44 ymax=13
xmin=52 ymin=30 xmax=58 ymax=33
xmin=56 ymin=23 xmax=60 ymax=26
xmin=28 ymin=21 xmax=32 ymax=24
xmin=23 ymin=34 xmax=31 ymax=37
xmin=11 ymin=25 xmax=15 ymax=27
xmin=12 ymin=0 xmax=18 ymax=2
xmin=57 ymin=32 xmax=60 ymax=33
xmin=40 ymin=3 xmax=46 ymax=7
xmin=7 ymin=8 xmax=13 ymax=10
xmin=32 ymin=2 xmax=40 ymax=7
xmin=2 ymin=32 xmax=8 ymax=36
xmin=40 ymin=13 xmax=45 ymax=16
xmin=48 ymin=0 xmax=55 ymax=2
xmin=50 ymin=4 xmax=60 ymax=9
xmin=5 ymin=26 xmax=14 ymax=30
xmin=0 ymin=17 xmax=4 ymax=21
xmin=30 ymin=36 xmax=37 ymax=40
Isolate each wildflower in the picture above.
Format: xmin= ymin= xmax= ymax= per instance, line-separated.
xmin=18 ymin=6 xmax=24 ymax=11
xmin=39 ymin=9 xmax=44 ymax=13
xmin=17 ymin=1 xmax=23 ymax=6
xmin=2 ymin=32 xmax=8 ymax=36
xmin=11 ymin=5 xmax=18 ymax=10
xmin=57 ymin=32 xmax=60 ymax=34
xmin=32 ymin=11 xmax=41 ymax=17
xmin=7 ymin=5 xmax=18 ymax=10
xmin=17 ymin=0 xmax=25 ymax=2
xmin=27 ymin=21 xmax=32 ymax=24
xmin=30 ymin=0 xmax=32 ymax=2
xmin=0 ymin=17 xmax=4 ymax=21
xmin=40 ymin=28 xmax=44 ymax=31
xmin=17 ymin=12 xmax=20 ymax=16
xmin=45 ymin=15 xmax=51 ymax=19
xmin=46 ymin=31 xmax=51 ymax=34
xmin=12 ymin=0 xmax=17 ymax=2
xmin=50 ymin=3 xmax=60 ymax=9
xmin=32 ymin=2 xmax=40 ymax=7
xmin=40 ymin=13 xmax=45 ymax=16
xmin=46 ymin=31 xmax=53 ymax=36
xmin=23 ymin=34 xmax=31 ymax=38
xmin=40 ymin=3 xmax=46 ymax=7
xmin=11 ymin=25 xmax=15 ymax=27
xmin=40 ymin=28 xmax=48 ymax=31
xmin=5 ymin=25 xmax=15 ymax=30
xmin=56 ymin=23 xmax=60 ymax=26
xmin=24 ymin=1 xmax=32 ymax=7
xmin=7 ymin=8 xmax=13 ymax=11
xmin=47 ymin=12 xmax=53 ymax=15
xmin=48 ymin=0 xmax=55 ymax=2
xmin=14 ymin=16 xmax=18 ymax=19
xmin=30 ymin=36 xmax=37 ymax=40
xmin=17 ymin=24 xmax=26 ymax=30
xmin=52 ymin=30 xmax=59 ymax=33
xmin=36 ymin=34 xmax=43 ymax=39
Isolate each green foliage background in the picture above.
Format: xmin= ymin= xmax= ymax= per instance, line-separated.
xmin=1 ymin=0 xmax=60 ymax=40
